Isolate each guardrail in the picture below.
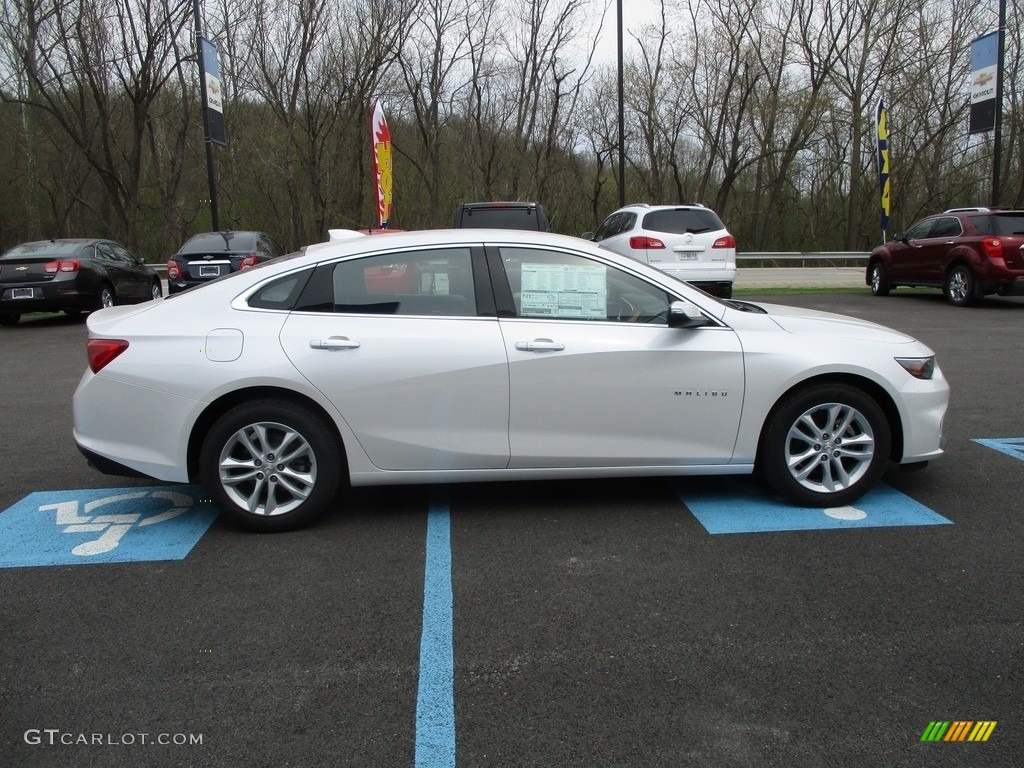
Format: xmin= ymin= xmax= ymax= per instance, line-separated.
xmin=737 ymin=252 xmax=870 ymax=268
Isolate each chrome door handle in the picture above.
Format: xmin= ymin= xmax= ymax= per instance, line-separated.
xmin=515 ymin=339 xmax=565 ymax=352
xmin=309 ymin=336 xmax=361 ymax=350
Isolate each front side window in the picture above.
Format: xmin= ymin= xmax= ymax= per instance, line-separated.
xmin=95 ymin=243 xmax=116 ymax=262
xmin=498 ymin=247 xmax=670 ymax=324
xmin=295 ymin=248 xmax=477 ymax=317
xmin=594 ymin=212 xmax=636 ymax=241
xmin=905 ymin=219 xmax=935 ymax=240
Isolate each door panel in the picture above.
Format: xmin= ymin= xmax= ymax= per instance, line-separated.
xmin=281 ymin=314 xmax=510 ymax=470
xmin=501 ymin=319 xmax=743 ymax=466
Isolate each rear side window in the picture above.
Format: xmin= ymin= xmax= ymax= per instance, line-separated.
xmin=248 ymin=269 xmax=314 ymax=310
xmin=928 ymin=217 xmax=962 ymax=238
xmin=295 ymin=248 xmax=477 ymax=317
xmin=642 ymin=209 xmax=724 ymax=235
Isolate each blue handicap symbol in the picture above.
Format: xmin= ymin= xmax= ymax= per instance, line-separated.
xmin=973 ymin=437 xmax=1024 ymax=463
xmin=0 ymin=486 xmax=217 ymax=568
xmin=675 ymin=480 xmax=952 ymax=534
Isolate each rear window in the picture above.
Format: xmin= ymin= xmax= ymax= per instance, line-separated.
xmin=2 ymin=241 xmax=81 ymax=259
xmin=179 ymin=232 xmax=259 ymax=254
xmin=642 ymin=209 xmax=724 ymax=235
xmin=974 ymin=214 xmax=1024 ymax=236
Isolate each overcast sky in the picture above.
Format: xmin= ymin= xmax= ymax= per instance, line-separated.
xmin=592 ymin=0 xmax=662 ymax=64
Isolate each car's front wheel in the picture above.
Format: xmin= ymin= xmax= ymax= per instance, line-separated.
xmin=869 ymin=261 xmax=890 ymax=296
xmin=150 ymin=280 xmax=163 ymax=301
xmin=944 ymin=265 xmax=975 ymax=306
xmin=200 ymin=400 xmax=343 ymax=532
xmin=758 ymin=383 xmax=891 ymax=507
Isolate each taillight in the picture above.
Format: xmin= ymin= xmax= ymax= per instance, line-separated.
xmin=166 ymin=259 xmax=182 ymax=279
xmin=239 ymin=254 xmax=260 ymax=270
xmin=981 ymin=237 xmax=1003 ymax=260
xmin=87 ymin=339 xmax=129 ymax=373
xmin=629 ymin=236 xmax=665 ymax=249
xmin=44 ymin=259 xmax=80 ymax=273
xmin=713 ymin=234 xmax=736 ymax=249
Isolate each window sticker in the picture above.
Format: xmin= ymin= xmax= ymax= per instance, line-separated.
xmin=520 ymin=263 xmax=607 ymax=319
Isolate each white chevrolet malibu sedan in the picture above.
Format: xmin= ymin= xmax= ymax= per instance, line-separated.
xmin=73 ymin=230 xmax=948 ymax=531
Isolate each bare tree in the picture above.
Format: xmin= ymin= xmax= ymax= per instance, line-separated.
xmin=0 ymin=0 xmax=194 ymax=249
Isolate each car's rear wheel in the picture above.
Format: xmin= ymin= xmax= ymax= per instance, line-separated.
xmin=758 ymin=383 xmax=891 ymax=507
xmin=869 ymin=262 xmax=890 ymax=296
xmin=95 ymin=284 xmax=115 ymax=310
xmin=944 ymin=265 xmax=975 ymax=306
xmin=150 ymin=280 xmax=162 ymax=301
xmin=0 ymin=312 xmax=20 ymax=327
xmin=200 ymin=400 xmax=342 ymax=532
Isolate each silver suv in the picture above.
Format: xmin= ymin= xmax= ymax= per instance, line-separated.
xmin=586 ymin=204 xmax=737 ymax=297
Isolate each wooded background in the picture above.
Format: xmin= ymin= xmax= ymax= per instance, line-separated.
xmin=0 ymin=0 xmax=1019 ymax=261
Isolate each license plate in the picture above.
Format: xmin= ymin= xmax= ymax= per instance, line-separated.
xmin=12 ymin=288 xmax=34 ymax=299
xmin=676 ymin=254 xmax=698 ymax=261
xmin=199 ymin=265 xmax=221 ymax=277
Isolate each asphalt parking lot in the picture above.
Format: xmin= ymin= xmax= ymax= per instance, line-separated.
xmin=1 ymin=290 xmax=1022 ymax=767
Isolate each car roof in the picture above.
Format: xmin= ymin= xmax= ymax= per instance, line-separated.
xmin=615 ymin=203 xmax=710 ymax=211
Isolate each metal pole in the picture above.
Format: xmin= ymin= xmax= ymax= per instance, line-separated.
xmin=992 ymin=0 xmax=1006 ymax=207
xmin=617 ymin=0 xmax=625 ymax=207
xmin=194 ymin=0 xmax=219 ymax=230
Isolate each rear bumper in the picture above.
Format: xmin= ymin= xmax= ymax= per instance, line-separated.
xmin=1 ymin=281 xmax=95 ymax=314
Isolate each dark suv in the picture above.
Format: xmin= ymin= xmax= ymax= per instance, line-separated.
xmin=166 ymin=231 xmax=284 ymax=294
xmin=867 ymin=208 xmax=1024 ymax=306
xmin=453 ymin=202 xmax=549 ymax=231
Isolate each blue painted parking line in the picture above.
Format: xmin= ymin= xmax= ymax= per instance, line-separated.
xmin=973 ymin=437 xmax=1024 ymax=463
xmin=415 ymin=491 xmax=456 ymax=768
xmin=675 ymin=481 xmax=952 ymax=534
xmin=0 ymin=486 xmax=217 ymax=568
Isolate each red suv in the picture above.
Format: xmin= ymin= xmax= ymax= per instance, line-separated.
xmin=867 ymin=207 xmax=1024 ymax=306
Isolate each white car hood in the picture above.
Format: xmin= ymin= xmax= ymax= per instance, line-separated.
xmin=747 ymin=301 xmax=917 ymax=344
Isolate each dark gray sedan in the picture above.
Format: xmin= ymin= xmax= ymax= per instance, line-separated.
xmin=0 ymin=238 xmax=160 ymax=326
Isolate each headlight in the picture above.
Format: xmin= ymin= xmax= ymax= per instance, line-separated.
xmin=895 ymin=356 xmax=936 ymax=380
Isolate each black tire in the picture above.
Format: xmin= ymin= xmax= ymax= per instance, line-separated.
xmin=150 ymin=280 xmax=163 ymax=301
xmin=200 ymin=399 xmax=343 ymax=532
xmin=95 ymin=283 xmax=116 ymax=311
xmin=758 ymin=383 xmax=891 ymax=507
xmin=0 ymin=312 xmax=20 ymax=327
xmin=868 ymin=261 xmax=890 ymax=296
xmin=944 ymin=265 xmax=975 ymax=306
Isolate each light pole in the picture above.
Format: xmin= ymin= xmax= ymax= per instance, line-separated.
xmin=992 ymin=0 xmax=1006 ymax=206
xmin=617 ymin=0 xmax=625 ymax=207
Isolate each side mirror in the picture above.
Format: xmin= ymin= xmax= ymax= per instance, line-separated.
xmin=668 ymin=301 xmax=709 ymax=329
xmin=892 ymin=232 xmax=906 ymax=242
xmin=581 ymin=232 xmax=595 ymax=241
